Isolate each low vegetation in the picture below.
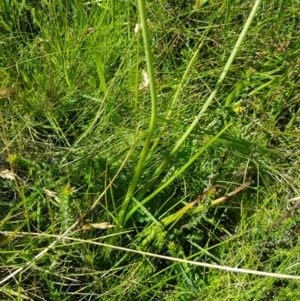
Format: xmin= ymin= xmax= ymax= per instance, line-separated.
xmin=1 ymin=0 xmax=300 ymax=300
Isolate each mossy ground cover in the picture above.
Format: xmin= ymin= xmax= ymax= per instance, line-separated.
xmin=1 ymin=0 xmax=300 ymax=300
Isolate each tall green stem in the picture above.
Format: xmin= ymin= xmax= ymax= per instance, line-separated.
xmin=135 ymin=0 xmax=262 ymax=203
xmin=118 ymin=0 xmax=158 ymax=226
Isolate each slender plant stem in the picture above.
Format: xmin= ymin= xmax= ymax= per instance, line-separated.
xmin=2 ymin=233 xmax=299 ymax=281
xmin=134 ymin=0 xmax=262 ymax=204
xmin=117 ymin=0 xmax=158 ymax=226
xmin=170 ymin=0 xmax=262 ymax=156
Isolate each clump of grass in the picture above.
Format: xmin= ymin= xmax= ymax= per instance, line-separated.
xmin=1 ymin=0 xmax=300 ymax=300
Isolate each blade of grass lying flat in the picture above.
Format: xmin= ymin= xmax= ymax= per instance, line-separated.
xmin=2 ymin=232 xmax=300 ymax=280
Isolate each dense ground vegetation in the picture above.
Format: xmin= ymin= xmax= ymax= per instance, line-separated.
xmin=1 ymin=0 xmax=300 ymax=300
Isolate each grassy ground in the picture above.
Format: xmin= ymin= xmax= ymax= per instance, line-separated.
xmin=1 ymin=0 xmax=300 ymax=300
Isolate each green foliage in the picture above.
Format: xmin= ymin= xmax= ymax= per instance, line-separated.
xmin=1 ymin=0 xmax=300 ymax=300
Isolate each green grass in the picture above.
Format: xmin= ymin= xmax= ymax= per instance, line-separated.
xmin=1 ymin=0 xmax=300 ymax=300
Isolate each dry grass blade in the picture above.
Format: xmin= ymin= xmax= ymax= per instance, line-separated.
xmin=0 ymin=169 xmax=15 ymax=180
xmin=0 ymin=87 xmax=14 ymax=98
xmin=210 ymin=181 xmax=252 ymax=206
xmin=161 ymin=185 xmax=225 ymax=227
xmin=163 ymin=181 xmax=252 ymax=224
xmin=267 ymin=196 xmax=300 ymax=232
